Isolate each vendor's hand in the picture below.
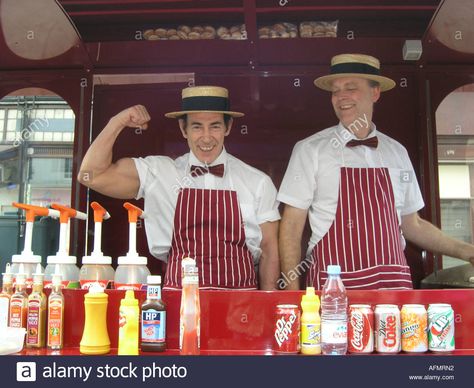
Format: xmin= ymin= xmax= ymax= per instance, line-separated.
xmin=110 ymin=105 xmax=151 ymax=130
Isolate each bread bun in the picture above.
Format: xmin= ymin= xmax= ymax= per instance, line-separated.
xmin=178 ymin=25 xmax=191 ymax=34
xmin=143 ymin=29 xmax=155 ymax=39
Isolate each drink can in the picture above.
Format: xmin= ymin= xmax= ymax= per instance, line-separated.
xmin=401 ymin=304 xmax=428 ymax=352
xmin=274 ymin=304 xmax=300 ymax=353
xmin=348 ymin=304 xmax=374 ymax=353
xmin=374 ymin=304 xmax=401 ymax=353
xmin=428 ymin=304 xmax=455 ymax=352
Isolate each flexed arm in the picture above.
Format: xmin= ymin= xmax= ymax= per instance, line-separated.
xmin=77 ymin=105 xmax=151 ymax=199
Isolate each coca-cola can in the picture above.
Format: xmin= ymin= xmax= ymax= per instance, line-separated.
xmin=273 ymin=304 xmax=300 ymax=353
xmin=374 ymin=304 xmax=401 ymax=353
xmin=348 ymin=304 xmax=374 ymax=353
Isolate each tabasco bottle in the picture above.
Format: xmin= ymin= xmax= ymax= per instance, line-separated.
xmin=9 ymin=266 xmax=28 ymax=329
xmin=26 ymin=264 xmax=46 ymax=348
xmin=0 ymin=263 xmax=14 ymax=328
xmin=47 ymin=269 xmax=64 ymax=350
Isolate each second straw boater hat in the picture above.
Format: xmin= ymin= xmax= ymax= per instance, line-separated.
xmin=314 ymin=53 xmax=396 ymax=92
xmin=165 ymin=86 xmax=244 ymax=118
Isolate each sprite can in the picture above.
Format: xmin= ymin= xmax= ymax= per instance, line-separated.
xmin=427 ymin=303 xmax=455 ymax=352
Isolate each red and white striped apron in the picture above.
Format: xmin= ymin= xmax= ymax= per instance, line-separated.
xmin=307 ymin=167 xmax=413 ymax=290
xmin=164 ymin=188 xmax=257 ymax=290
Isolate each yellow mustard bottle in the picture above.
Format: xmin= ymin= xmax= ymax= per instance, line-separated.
xmin=300 ymin=286 xmax=321 ymax=355
xmin=118 ymin=290 xmax=139 ymax=355
xmin=80 ymin=283 xmax=110 ymax=354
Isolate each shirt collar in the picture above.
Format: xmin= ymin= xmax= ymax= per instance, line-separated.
xmin=336 ymin=121 xmax=378 ymax=146
xmin=188 ymin=147 xmax=228 ymax=169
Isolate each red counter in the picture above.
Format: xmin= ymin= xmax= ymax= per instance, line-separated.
xmin=19 ymin=289 xmax=474 ymax=355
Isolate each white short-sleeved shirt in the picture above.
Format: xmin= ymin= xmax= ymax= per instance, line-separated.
xmin=277 ymin=122 xmax=425 ymax=256
xmin=133 ymin=148 xmax=280 ymax=263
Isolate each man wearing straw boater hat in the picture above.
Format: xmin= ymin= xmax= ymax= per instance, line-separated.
xmin=278 ymin=53 xmax=474 ymax=290
xmin=78 ymin=86 xmax=280 ymax=290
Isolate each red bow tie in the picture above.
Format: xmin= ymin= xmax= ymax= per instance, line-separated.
xmin=346 ymin=136 xmax=378 ymax=148
xmin=190 ymin=164 xmax=225 ymax=177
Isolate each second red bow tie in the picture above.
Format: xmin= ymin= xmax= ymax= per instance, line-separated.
xmin=190 ymin=164 xmax=225 ymax=177
xmin=346 ymin=136 xmax=378 ymax=148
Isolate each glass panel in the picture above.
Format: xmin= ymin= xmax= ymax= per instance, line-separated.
xmin=33 ymin=131 xmax=44 ymax=141
xmin=28 ymin=158 xmax=73 ymax=207
xmin=7 ymin=109 xmax=18 ymax=119
xmin=0 ymin=94 xmax=75 ymax=264
xmin=436 ymin=83 xmax=474 ymax=270
xmin=54 ymin=109 xmax=64 ymax=119
xmin=6 ymin=119 xmax=17 ymax=131
xmin=5 ymin=132 xmax=16 ymax=141
xmin=0 ymin=155 xmax=20 ymax=215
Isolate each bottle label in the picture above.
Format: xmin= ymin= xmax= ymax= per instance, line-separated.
xmin=13 ymin=277 xmax=34 ymax=289
xmin=27 ymin=301 xmax=40 ymax=345
xmin=80 ymin=280 xmax=111 ymax=290
xmin=301 ymin=322 xmax=321 ymax=347
xmin=44 ymin=280 xmax=80 ymax=289
xmin=48 ymin=299 xmax=63 ymax=347
xmin=9 ymin=296 xmax=27 ymax=328
xmin=115 ymin=283 xmax=145 ymax=291
xmin=0 ymin=296 xmax=10 ymax=327
xmin=321 ymin=321 xmax=348 ymax=344
xmin=146 ymin=285 xmax=161 ymax=299
xmin=141 ymin=310 xmax=166 ymax=343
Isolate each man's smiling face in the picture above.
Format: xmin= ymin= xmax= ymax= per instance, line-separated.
xmin=179 ymin=112 xmax=232 ymax=164
xmin=331 ymin=77 xmax=380 ymax=136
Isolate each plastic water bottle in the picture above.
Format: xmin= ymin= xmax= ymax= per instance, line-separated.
xmin=321 ymin=265 xmax=348 ymax=355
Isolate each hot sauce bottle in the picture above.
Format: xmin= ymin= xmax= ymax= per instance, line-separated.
xmin=179 ymin=258 xmax=200 ymax=355
xmin=26 ymin=264 xmax=47 ymax=348
xmin=47 ymin=269 xmax=64 ymax=350
xmin=0 ymin=263 xmax=14 ymax=328
xmin=9 ymin=265 xmax=28 ymax=329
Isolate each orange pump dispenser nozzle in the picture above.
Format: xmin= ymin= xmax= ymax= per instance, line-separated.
xmin=12 ymin=202 xmax=60 ymax=223
xmin=123 ymin=202 xmax=144 ymax=223
xmin=51 ymin=203 xmax=87 ymax=224
xmin=117 ymin=202 xmax=147 ymax=265
xmin=11 ymin=202 xmax=59 ymax=265
xmin=91 ymin=202 xmax=111 ymax=223
xmin=86 ymin=202 xmax=111 ymax=260
xmin=123 ymin=202 xmax=145 ymax=258
xmin=49 ymin=203 xmax=86 ymax=258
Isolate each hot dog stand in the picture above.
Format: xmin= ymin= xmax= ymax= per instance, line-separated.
xmin=1 ymin=0 xmax=474 ymax=357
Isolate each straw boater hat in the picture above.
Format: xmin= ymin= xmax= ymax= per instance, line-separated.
xmin=314 ymin=53 xmax=396 ymax=92
xmin=165 ymin=86 xmax=244 ymax=118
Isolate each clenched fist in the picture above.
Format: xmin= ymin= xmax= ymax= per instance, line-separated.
xmin=111 ymin=105 xmax=151 ymax=130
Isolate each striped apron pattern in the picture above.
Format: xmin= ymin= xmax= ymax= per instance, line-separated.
xmin=164 ymin=188 xmax=257 ymax=289
xmin=308 ymin=167 xmax=413 ymax=290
